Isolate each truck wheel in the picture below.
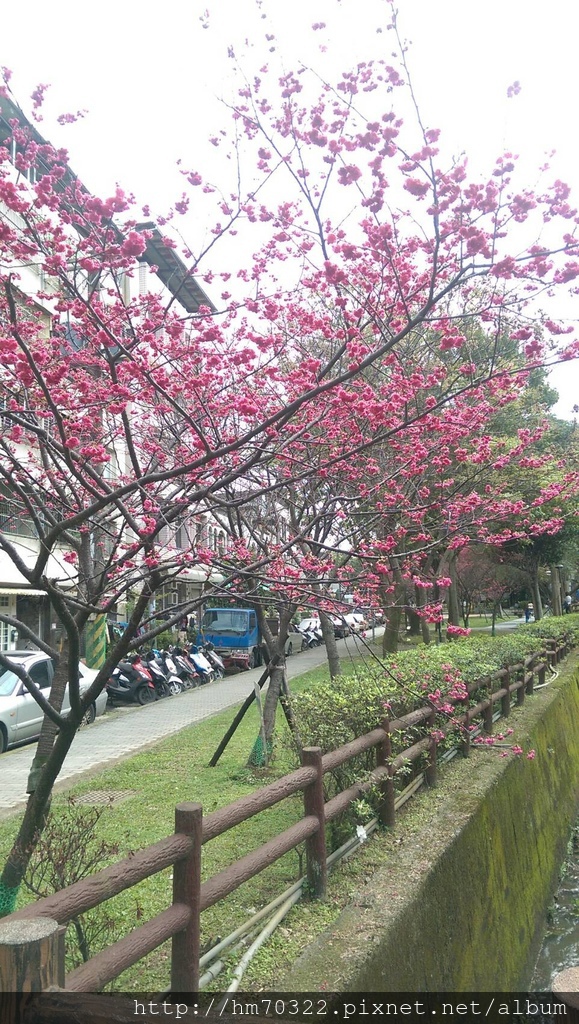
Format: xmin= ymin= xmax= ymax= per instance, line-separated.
xmin=248 ymin=650 xmax=256 ymax=670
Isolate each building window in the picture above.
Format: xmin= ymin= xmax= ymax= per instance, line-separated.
xmin=175 ymin=520 xmax=188 ymax=550
xmin=0 ymin=594 xmax=15 ymax=651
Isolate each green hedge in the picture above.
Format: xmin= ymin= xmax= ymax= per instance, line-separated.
xmin=287 ymin=614 xmax=579 ymax=847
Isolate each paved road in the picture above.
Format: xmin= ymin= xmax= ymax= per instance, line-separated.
xmin=0 ymin=632 xmax=373 ymax=818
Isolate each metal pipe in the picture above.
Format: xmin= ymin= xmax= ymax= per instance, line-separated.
xmin=223 ymin=889 xmax=303 ymax=993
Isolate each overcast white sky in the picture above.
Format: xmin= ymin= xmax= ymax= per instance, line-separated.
xmin=2 ymin=0 xmax=578 ymax=414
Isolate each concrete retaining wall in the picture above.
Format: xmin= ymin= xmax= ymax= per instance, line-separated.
xmin=282 ymin=656 xmax=579 ymax=992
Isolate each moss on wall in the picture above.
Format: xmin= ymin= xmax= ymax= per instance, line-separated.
xmin=282 ymin=657 xmax=579 ymax=992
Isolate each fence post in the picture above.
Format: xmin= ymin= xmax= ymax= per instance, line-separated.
xmin=460 ymin=696 xmax=471 ymax=758
xmin=425 ymin=711 xmax=437 ymax=787
xmin=376 ymin=719 xmax=396 ymax=827
xmin=0 ymin=916 xmax=64 ymax=996
xmin=171 ymin=803 xmax=203 ymax=994
xmin=483 ymin=676 xmax=494 ymax=735
xmin=516 ymin=662 xmax=525 ymax=706
xmin=526 ymin=656 xmax=536 ymax=696
xmin=302 ymin=747 xmax=327 ymax=898
xmin=501 ymin=668 xmax=511 ymax=718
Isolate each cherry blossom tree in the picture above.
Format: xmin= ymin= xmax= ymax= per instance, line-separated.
xmin=454 ymin=545 xmax=527 ymax=632
xmin=1 ymin=0 xmax=579 ymax=911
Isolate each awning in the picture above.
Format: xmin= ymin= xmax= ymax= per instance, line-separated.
xmin=156 ymin=553 xmax=224 ymax=586
xmin=178 ymin=566 xmax=223 ymax=584
xmin=0 ymin=540 xmax=77 ymax=590
xmin=0 ymin=587 xmax=45 ymax=596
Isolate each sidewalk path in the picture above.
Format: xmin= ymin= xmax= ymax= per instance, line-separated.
xmin=0 ymin=632 xmax=373 ymax=818
xmin=470 ymin=616 xmax=524 ymax=633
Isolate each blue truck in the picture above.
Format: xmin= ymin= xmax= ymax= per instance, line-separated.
xmin=198 ymin=607 xmax=306 ymax=669
xmin=198 ymin=607 xmax=264 ymax=670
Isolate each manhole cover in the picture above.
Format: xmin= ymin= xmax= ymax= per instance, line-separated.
xmin=73 ymin=790 xmax=135 ymax=806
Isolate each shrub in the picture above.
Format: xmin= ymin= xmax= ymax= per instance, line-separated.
xmin=522 ymin=613 xmax=579 ymax=643
xmin=23 ymin=798 xmax=134 ymax=973
xmin=288 ymin=623 xmax=567 ymax=848
xmin=287 ymin=669 xmax=406 ymax=847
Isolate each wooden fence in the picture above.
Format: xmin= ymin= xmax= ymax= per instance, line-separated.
xmin=0 ymin=638 xmax=571 ymax=997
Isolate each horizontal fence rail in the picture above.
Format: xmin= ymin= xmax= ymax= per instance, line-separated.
xmin=0 ymin=633 xmax=573 ymax=997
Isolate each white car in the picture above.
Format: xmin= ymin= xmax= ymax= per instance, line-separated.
xmin=284 ymin=629 xmax=308 ymax=656
xmin=0 ymin=651 xmax=107 ymax=753
xmin=343 ymin=612 xmax=368 ymax=632
xmin=297 ymin=617 xmax=321 ymax=634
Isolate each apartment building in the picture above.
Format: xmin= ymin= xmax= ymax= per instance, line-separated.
xmin=0 ymin=94 xmax=219 ymax=649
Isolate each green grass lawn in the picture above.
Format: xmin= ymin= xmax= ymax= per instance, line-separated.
xmin=0 ymin=661 xmax=367 ymax=992
xmin=466 ymin=613 xmax=518 ymax=627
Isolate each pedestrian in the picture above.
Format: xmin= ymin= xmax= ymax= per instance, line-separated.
xmin=525 ymin=603 xmax=533 ymax=623
xmin=564 ymin=594 xmax=572 ymax=614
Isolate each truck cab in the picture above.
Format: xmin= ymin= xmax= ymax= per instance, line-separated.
xmin=198 ymin=607 xmax=262 ymax=670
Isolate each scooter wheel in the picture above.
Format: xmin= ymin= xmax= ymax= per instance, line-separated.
xmin=137 ymin=686 xmax=156 ymax=705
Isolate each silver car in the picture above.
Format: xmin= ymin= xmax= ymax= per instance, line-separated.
xmin=0 ymin=651 xmax=107 ymax=753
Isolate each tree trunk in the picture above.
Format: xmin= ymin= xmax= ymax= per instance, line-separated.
xmin=381 ymin=568 xmax=405 ymax=655
xmin=551 ymin=565 xmax=563 ymax=617
xmin=447 ymin=552 xmax=460 ymax=626
xmin=247 ymin=602 xmax=295 ymax=767
xmin=0 ymin=718 xmax=76 ymax=912
xmin=407 ymin=607 xmax=421 ymax=636
xmin=531 ymin=570 xmax=543 ymax=620
xmin=382 ymin=602 xmax=403 ymax=654
xmin=319 ymin=609 xmax=341 ymax=677
xmin=262 ymin=661 xmax=284 ymax=740
xmin=415 ymin=584 xmax=430 ymax=645
xmin=26 ymin=644 xmax=71 ymax=796
xmin=247 ymin=660 xmax=284 ymax=768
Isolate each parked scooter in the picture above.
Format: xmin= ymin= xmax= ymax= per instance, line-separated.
xmin=295 ymin=625 xmax=322 ymax=649
xmin=106 ymin=657 xmax=156 ymax=706
xmin=144 ymin=650 xmax=182 ymax=697
xmin=159 ymin=650 xmax=185 ymax=695
xmin=200 ymin=642 xmax=225 ymax=680
xmin=170 ymin=646 xmax=201 ymax=689
xmin=188 ymin=645 xmax=215 ymax=684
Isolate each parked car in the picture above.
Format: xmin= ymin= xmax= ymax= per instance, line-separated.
xmin=297 ymin=616 xmax=320 ymax=634
xmin=0 ymin=651 xmax=107 ymax=754
xmin=344 ymin=612 xmax=368 ymax=632
xmin=330 ymin=616 xmax=350 ymax=639
xmin=296 ymin=615 xmax=347 ymax=640
xmin=284 ymin=628 xmax=308 ymax=656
